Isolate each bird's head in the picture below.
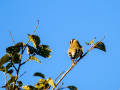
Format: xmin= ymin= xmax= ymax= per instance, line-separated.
xmin=69 ymin=39 xmax=76 ymax=45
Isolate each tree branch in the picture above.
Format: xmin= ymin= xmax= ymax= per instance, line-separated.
xmin=9 ymin=30 xmax=15 ymax=45
xmin=52 ymin=36 xmax=105 ymax=90
xmin=56 ymin=83 xmax=64 ymax=90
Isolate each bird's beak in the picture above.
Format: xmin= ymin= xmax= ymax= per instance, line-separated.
xmin=68 ymin=43 xmax=70 ymax=45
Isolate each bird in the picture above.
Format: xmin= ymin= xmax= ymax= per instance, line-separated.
xmin=68 ymin=39 xmax=83 ymax=65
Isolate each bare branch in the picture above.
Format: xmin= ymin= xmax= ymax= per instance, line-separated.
xmin=56 ymin=83 xmax=64 ymax=90
xmin=18 ymin=71 xmax=26 ymax=78
xmin=9 ymin=30 xmax=15 ymax=45
xmin=52 ymin=36 xmax=105 ymax=90
xmin=21 ymin=59 xmax=30 ymax=66
xmin=26 ymin=20 xmax=39 ymax=45
xmin=54 ymin=71 xmax=65 ymax=82
xmin=47 ymin=71 xmax=65 ymax=90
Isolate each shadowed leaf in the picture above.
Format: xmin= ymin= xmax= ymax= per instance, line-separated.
xmin=66 ymin=86 xmax=78 ymax=90
xmin=7 ymin=69 xmax=13 ymax=74
xmin=27 ymin=45 xmax=36 ymax=55
xmin=17 ymin=81 xmax=23 ymax=87
xmin=37 ymin=45 xmax=52 ymax=58
xmin=6 ymin=46 xmax=20 ymax=56
xmin=33 ymin=72 xmax=45 ymax=79
xmin=12 ymin=53 xmax=21 ymax=64
xmin=29 ymin=56 xmax=41 ymax=64
xmin=15 ymin=42 xmax=25 ymax=47
xmin=94 ymin=42 xmax=106 ymax=52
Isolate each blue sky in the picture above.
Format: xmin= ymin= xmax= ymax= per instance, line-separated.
xmin=0 ymin=0 xmax=120 ymax=90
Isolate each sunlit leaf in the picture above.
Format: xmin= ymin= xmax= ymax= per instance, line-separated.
xmin=27 ymin=45 xmax=36 ymax=55
xmin=22 ymin=85 xmax=35 ymax=90
xmin=47 ymin=78 xmax=56 ymax=88
xmin=6 ymin=46 xmax=20 ymax=55
xmin=33 ymin=72 xmax=45 ymax=79
xmin=28 ymin=34 xmax=40 ymax=48
xmin=66 ymin=86 xmax=78 ymax=90
xmin=94 ymin=42 xmax=106 ymax=52
xmin=0 ymin=54 xmax=10 ymax=66
xmin=17 ymin=81 xmax=23 ymax=87
xmin=12 ymin=53 xmax=21 ymax=64
xmin=36 ymin=45 xmax=52 ymax=58
xmin=29 ymin=56 xmax=41 ymax=64
xmin=35 ymin=79 xmax=49 ymax=89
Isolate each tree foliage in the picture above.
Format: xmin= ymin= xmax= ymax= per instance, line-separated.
xmin=0 ymin=21 xmax=106 ymax=90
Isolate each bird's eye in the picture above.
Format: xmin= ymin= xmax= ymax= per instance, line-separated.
xmin=70 ymin=41 xmax=71 ymax=43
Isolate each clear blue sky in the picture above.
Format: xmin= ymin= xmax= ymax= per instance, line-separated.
xmin=0 ymin=0 xmax=120 ymax=90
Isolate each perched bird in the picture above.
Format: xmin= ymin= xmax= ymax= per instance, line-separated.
xmin=68 ymin=39 xmax=83 ymax=64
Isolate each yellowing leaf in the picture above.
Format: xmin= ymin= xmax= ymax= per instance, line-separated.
xmin=29 ymin=56 xmax=41 ymax=64
xmin=47 ymin=78 xmax=56 ymax=88
xmin=28 ymin=34 xmax=40 ymax=48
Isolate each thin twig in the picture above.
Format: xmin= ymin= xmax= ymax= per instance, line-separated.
xmin=21 ymin=59 xmax=30 ymax=66
xmin=13 ymin=20 xmax=39 ymax=89
xmin=26 ymin=20 xmax=39 ymax=45
xmin=46 ymin=71 xmax=65 ymax=90
xmin=56 ymin=83 xmax=64 ymax=90
xmin=52 ymin=36 xmax=105 ymax=90
xmin=18 ymin=71 xmax=26 ymax=78
xmin=5 ymin=73 xmax=7 ymax=89
xmin=54 ymin=71 xmax=65 ymax=82
xmin=9 ymin=30 xmax=15 ymax=45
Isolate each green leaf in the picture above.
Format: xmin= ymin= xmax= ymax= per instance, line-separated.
xmin=90 ymin=37 xmax=96 ymax=46
xmin=5 ymin=76 xmax=16 ymax=87
xmin=0 ymin=66 xmax=6 ymax=72
xmin=47 ymin=78 xmax=56 ymax=88
xmin=6 ymin=46 xmax=20 ymax=55
xmin=22 ymin=85 xmax=35 ymax=90
xmin=5 ymin=63 xmax=13 ymax=72
xmin=7 ymin=69 xmax=13 ymax=74
xmin=94 ymin=42 xmax=106 ymax=52
xmin=33 ymin=72 xmax=45 ymax=79
xmin=27 ymin=45 xmax=36 ymax=55
xmin=0 ymin=54 xmax=10 ymax=66
xmin=12 ymin=53 xmax=21 ymax=64
xmin=66 ymin=86 xmax=78 ymax=90
xmin=28 ymin=34 xmax=40 ymax=48
xmin=37 ymin=45 xmax=52 ymax=58
xmin=17 ymin=81 xmax=23 ymax=87
xmin=29 ymin=56 xmax=41 ymax=64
